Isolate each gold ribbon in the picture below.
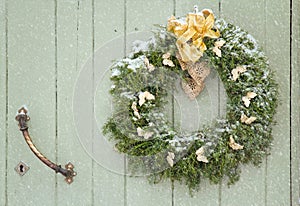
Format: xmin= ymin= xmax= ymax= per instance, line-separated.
xmin=167 ymin=9 xmax=220 ymax=63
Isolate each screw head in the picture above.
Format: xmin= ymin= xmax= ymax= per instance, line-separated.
xmin=65 ymin=177 xmax=73 ymax=184
xmin=65 ymin=162 xmax=74 ymax=170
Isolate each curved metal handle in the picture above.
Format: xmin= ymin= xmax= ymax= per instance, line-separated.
xmin=15 ymin=106 xmax=77 ymax=184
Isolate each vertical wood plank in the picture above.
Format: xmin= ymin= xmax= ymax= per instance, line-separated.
xmin=265 ymin=0 xmax=291 ymax=205
xmin=291 ymin=0 xmax=300 ymax=204
xmin=125 ymin=1 xmax=174 ymax=205
xmin=93 ymin=1 xmax=126 ymax=205
xmin=173 ymin=1 xmax=220 ymax=206
xmin=220 ymin=0 xmax=267 ymax=205
xmin=221 ymin=0 xmax=267 ymax=44
xmin=6 ymin=0 xmax=56 ymax=205
xmin=0 ymin=0 xmax=7 ymax=205
xmin=56 ymin=0 xmax=93 ymax=205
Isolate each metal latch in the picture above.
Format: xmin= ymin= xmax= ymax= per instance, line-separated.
xmin=15 ymin=106 xmax=77 ymax=184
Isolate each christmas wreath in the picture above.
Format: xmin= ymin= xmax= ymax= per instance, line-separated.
xmin=103 ymin=7 xmax=278 ymax=191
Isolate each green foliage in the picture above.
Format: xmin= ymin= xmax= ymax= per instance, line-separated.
xmin=102 ymin=19 xmax=278 ymax=194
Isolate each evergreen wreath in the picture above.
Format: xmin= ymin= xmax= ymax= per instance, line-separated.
xmin=103 ymin=7 xmax=278 ymax=192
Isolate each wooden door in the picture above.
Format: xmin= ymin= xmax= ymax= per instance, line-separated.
xmin=0 ymin=0 xmax=299 ymax=205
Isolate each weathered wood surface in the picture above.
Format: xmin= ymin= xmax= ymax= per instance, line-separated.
xmin=0 ymin=0 xmax=299 ymax=205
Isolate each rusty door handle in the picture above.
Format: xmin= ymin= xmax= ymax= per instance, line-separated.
xmin=15 ymin=106 xmax=77 ymax=184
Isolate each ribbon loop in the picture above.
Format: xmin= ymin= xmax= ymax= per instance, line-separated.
xmin=167 ymin=8 xmax=220 ymax=63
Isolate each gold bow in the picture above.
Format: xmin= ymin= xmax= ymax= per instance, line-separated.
xmin=167 ymin=9 xmax=220 ymax=63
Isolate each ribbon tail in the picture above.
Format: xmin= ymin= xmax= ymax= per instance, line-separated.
xmin=176 ymin=41 xmax=203 ymax=63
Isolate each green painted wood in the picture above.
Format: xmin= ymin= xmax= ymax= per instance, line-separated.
xmin=0 ymin=0 xmax=7 ymax=205
xmin=92 ymin=38 xmax=126 ymax=205
xmin=265 ymin=0 xmax=291 ymax=205
xmin=221 ymin=0 xmax=267 ymax=45
xmin=126 ymin=0 xmax=174 ymax=32
xmin=5 ymin=0 xmax=56 ymax=205
xmin=125 ymin=1 xmax=174 ymax=205
xmin=56 ymin=1 xmax=93 ymax=205
xmin=0 ymin=0 xmax=298 ymax=205
xmin=291 ymin=0 xmax=300 ymax=204
xmin=173 ymin=2 xmax=221 ymax=206
xmin=220 ymin=0 xmax=267 ymax=205
xmin=93 ymin=1 xmax=125 ymax=205
xmin=94 ymin=0 xmax=124 ymax=45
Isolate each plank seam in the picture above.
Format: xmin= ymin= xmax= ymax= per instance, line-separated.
xmin=297 ymin=1 xmax=300 ymax=202
xmin=92 ymin=0 xmax=95 ymax=205
xmin=265 ymin=157 xmax=268 ymax=206
xmin=289 ymin=0 xmax=293 ymax=205
xmin=173 ymin=0 xmax=176 ymax=16
xmin=54 ymin=0 xmax=58 ymax=205
xmin=76 ymin=0 xmax=79 ymax=72
xmin=4 ymin=0 xmax=8 ymax=205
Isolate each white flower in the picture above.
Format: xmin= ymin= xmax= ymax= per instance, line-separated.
xmin=163 ymin=59 xmax=175 ymax=67
xmin=143 ymin=132 xmax=154 ymax=139
xmin=144 ymin=57 xmax=155 ymax=72
xmin=240 ymin=114 xmax=257 ymax=124
xmin=213 ymin=40 xmax=226 ymax=57
xmin=137 ymin=127 xmax=144 ymax=136
xmin=131 ymin=101 xmax=141 ymax=119
xmin=231 ymin=65 xmax=247 ymax=81
xmin=195 ymin=147 xmax=208 ymax=163
xmin=136 ymin=127 xmax=153 ymax=139
xmin=166 ymin=152 xmax=175 ymax=167
xmin=138 ymin=91 xmax=155 ymax=106
xmin=229 ymin=135 xmax=244 ymax=150
xmin=162 ymin=52 xmax=175 ymax=67
xmin=162 ymin=52 xmax=171 ymax=59
xmin=242 ymin=92 xmax=257 ymax=107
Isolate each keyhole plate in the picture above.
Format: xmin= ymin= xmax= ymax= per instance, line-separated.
xmin=15 ymin=161 xmax=30 ymax=176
